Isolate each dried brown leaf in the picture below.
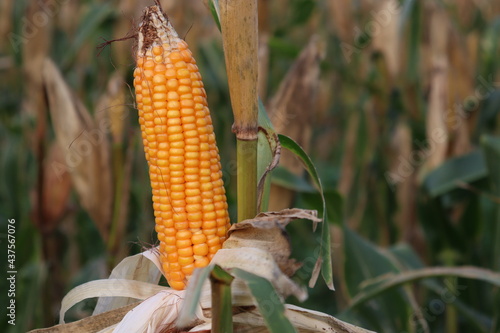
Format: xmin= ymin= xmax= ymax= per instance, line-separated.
xmin=22 ymin=0 xmax=53 ymax=202
xmin=113 ymin=137 xmax=135 ymax=260
xmin=423 ymin=5 xmax=449 ymax=174
xmin=225 ymin=209 xmax=319 ymax=276
xmin=451 ymin=114 xmax=472 ymax=157
xmin=449 ymin=0 xmax=475 ymax=28
xmin=224 ymin=222 xmax=295 ymax=276
xmin=190 ymin=304 xmax=374 ymax=333
xmin=447 ymin=30 xmax=473 ymax=136
xmin=371 ymin=0 xmax=401 ymax=78
xmin=256 ymin=126 xmax=281 ymax=211
xmin=445 ymin=29 xmax=475 ymax=159
xmin=308 ymin=255 xmax=322 ymax=289
xmin=326 ymin=0 xmax=354 ymax=42
xmin=192 ymin=303 xmax=377 ymax=332
xmin=95 ymin=71 xmax=127 ymax=144
xmin=337 ymin=112 xmax=360 ymax=198
xmin=23 ymin=0 xmax=52 ymax=89
xmin=283 ymin=304 xmax=376 ymax=333
xmin=95 ymin=71 xmax=132 ymax=259
xmin=212 ymin=247 xmax=307 ymax=301
xmin=27 ymin=302 xmax=139 ymax=333
xmin=268 ymin=35 xmax=324 ymax=148
xmin=43 ymin=58 xmax=113 ymax=241
xmin=0 ymin=0 xmax=13 ymax=52
xmin=32 ymin=142 xmax=72 ymax=233
xmin=57 ymin=0 xmax=80 ymax=35
xmin=389 ymin=123 xmax=414 ymax=234
xmin=110 ymin=0 xmax=142 ymax=66
xmin=267 ymin=35 xmax=325 ymax=211
xmin=258 ymin=34 xmax=270 ymax=97
xmin=254 ymin=208 xmax=321 ymax=224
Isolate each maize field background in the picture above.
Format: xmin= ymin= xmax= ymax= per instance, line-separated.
xmin=1 ymin=0 xmax=500 ymax=332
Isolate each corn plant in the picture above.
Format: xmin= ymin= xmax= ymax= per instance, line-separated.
xmin=2 ymin=0 xmax=500 ymax=333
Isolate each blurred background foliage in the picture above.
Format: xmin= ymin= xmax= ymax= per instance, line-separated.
xmin=1 ymin=0 xmax=500 ymax=332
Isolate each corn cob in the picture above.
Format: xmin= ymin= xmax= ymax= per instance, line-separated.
xmin=133 ymin=5 xmax=230 ymax=290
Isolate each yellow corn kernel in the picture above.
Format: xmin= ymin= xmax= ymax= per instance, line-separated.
xmin=195 ymin=257 xmax=210 ymax=268
xmin=134 ymin=4 xmax=230 ymax=290
xmin=193 ymin=243 xmax=209 ymax=256
xmin=178 ymin=256 xmax=194 ymax=266
xmin=181 ymin=264 xmax=195 ymax=275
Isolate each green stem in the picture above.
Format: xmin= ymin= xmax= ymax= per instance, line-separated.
xmin=445 ymin=277 xmax=457 ymax=333
xmin=107 ymin=143 xmax=124 ymax=267
xmin=237 ymin=139 xmax=258 ymax=221
xmin=210 ymin=265 xmax=234 ymax=333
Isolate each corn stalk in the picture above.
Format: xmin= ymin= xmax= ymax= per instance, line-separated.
xmin=219 ymin=0 xmax=259 ymax=222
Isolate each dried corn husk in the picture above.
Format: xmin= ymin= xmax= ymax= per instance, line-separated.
xmin=30 ymin=210 xmax=372 ymax=333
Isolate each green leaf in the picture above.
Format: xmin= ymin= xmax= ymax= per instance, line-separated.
xmin=389 ymin=244 xmax=493 ymax=332
xmin=257 ymin=100 xmax=277 ymax=212
xmin=211 ymin=264 xmax=234 ymax=284
xmin=481 ymin=135 xmax=500 ymax=274
xmin=349 ymin=266 xmax=500 ymax=309
xmin=479 ymin=18 xmax=500 ymax=79
xmin=271 ymin=166 xmax=315 ymax=193
xmin=399 ymin=0 xmax=416 ymax=33
xmin=15 ymin=261 xmax=47 ymax=333
xmin=62 ymin=3 xmax=114 ymax=67
xmin=258 ymin=98 xmax=274 ymax=131
xmin=476 ymin=91 xmax=500 ymax=135
xmin=208 ymin=0 xmax=221 ymax=31
xmin=481 ymin=135 xmax=500 ymax=196
xmin=179 ymin=265 xmax=234 ymax=332
xmin=278 ymin=134 xmax=333 ymax=290
xmin=278 ymin=135 xmax=322 ymax=195
xmin=230 ymin=268 xmax=297 ymax=333
xmin=210 ymin=265 xmax=234 ymax=333
xmin=401 ymin=0 xmax=420 ymax=81
xmin=198 ymin=41 xmax=229 ymax=93
xmin=291 ymin=0 xmax=316 ymax=26
xmin=481 ymin=135 xmax=500 ymax=270
xmin=325 ymin=191 xmax=343 ymax=226
xmin=177 ymin=264 xmax=214 ymax=327
xmin=299 ymin=191 xmax=343 ymax=226
xmin=423 ymin=149 xmax=488 ymax=197
xmin=342 ymin=227 xmax=412 ymax=332
xmin=268 ymin=36 xmax=301 ymax=59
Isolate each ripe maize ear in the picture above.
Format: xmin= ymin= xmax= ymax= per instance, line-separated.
xmin=133 ymin=5 xmax=230 ymax=290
